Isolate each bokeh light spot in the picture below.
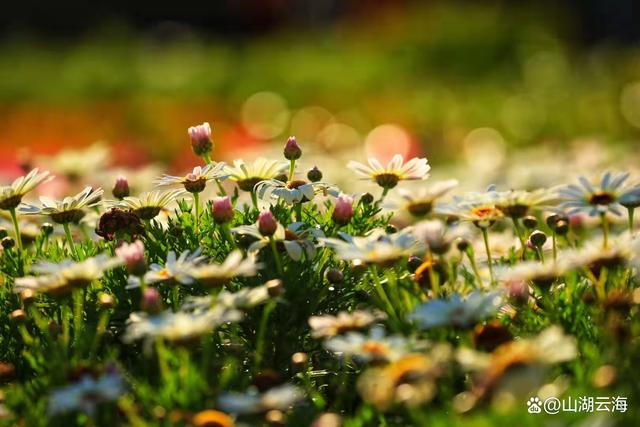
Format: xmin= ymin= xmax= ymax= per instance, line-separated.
xmin=241 ymin=91 xmax=290 ymax=140
xmin=463 ymin=127 xmax=506 ymax=172
xmin=364 ymin=124 xmax=413 ymax=163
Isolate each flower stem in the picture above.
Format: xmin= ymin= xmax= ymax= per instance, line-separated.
xmin=254 ymin=300 xmax=276 ymax=372
xmin=511 ymin=217 xmax=527 ymax=260
xmin=215 ymin=180 xmax=227 ymax=196
xmin=221 ymin=224 xmax=236 ymax=249
xmin=63 ymin=222 xmax=79 ymax=259
xmin=465 ymin=247 xmax=484 ymax=288
xmin=288 ymin=159 xmax=296 ymax=182
xmin=9 ymin=208 xmax=23 ymax=251
xmin=481 ymin=227 xmax=494 ymax=285
xmin=203 ymin=152 xmax=212 ymax=165
xmin=370 ymin=266 xmax=401 ymax=328
xmin=600 ymin=213 xmax=609 ymax=249
xmin=552 ymin=232 xmax=557 ymax=263
xmin=426 ymin=250 xmax=440 ymax=297
xmin=628 ymin=207 xmax=635 ymax=232
xmin=269 ymin=237 xmax=284 ymax=278
xmin=379 ymin=187 xmax=390 ymax=203
xmin=250 ymin=191 xmax=258 ymax=210
xmin=295 ymin=203 xmax=303 ymax=222
xmin=193 ymin=192 xmax=200 ymax=232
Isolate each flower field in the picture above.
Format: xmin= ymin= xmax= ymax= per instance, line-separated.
xmin=0 ymin=124 xmax=639 ymax=426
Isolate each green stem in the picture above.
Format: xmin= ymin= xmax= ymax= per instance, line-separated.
xmin=370 ymin=266 xmax=401 ymax=328
xmin=269 ymin=237 xmax=285 ymax=278
xmin=288 ymin=159 xmax=296 ymax=182
xmin=600 ymin=213 xmax=609 ymax=249
xmin=552 ymin=232 xmax=557 ymax=263
xmin=215 ymin=180 xmax=227 ymax=196
xmin=193 ymin=192 xmax=200 ymax=232
xmin=220 ymin=224 xmax=236 ymax=249
xmin=254 ymin=300 xmax=276 ymax=372
xmin=63 ymin=222 xmax=78 ymax=259
xmin=203 ymin=152 xmax=212 ymax=165
xmin=379 ymin=187 xmax=390 ymax=204
xmin=465 ymin=247 xmax=484 ymax=288
xmin=172 ymin=286 xmax=179 ymax=311
xmin=628 ymin=207 xmax=635 ymax=232
xmin=9 ymin=208 xmax=23 ymax=251
xmin=511 ymin=217 xmax=526 ymax=253
xmin=481 ymin=227 xmax=494 ymax=285
xmin=295 ymin=203 xmax=303 ymax=222
xmin=250 ymin=191 xmax=258 ymax=210
xmin=426 ymin=250 xmax=440 ymax=297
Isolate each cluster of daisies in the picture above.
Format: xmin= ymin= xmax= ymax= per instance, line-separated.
xmin=0 ymin=122 xmax=639 ymax=426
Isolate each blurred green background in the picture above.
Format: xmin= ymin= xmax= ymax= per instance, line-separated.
xmin=1 ymin=0 xmax=639 ymax=172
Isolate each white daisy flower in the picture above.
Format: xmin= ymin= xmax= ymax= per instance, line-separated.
xmin=255 ymin=179 xmax=339 ymax=205
xmin=112 ymin=189 xmax=186 ymax=220
xmin=324 ymin=326 xmax=412 ymax=362
xmin=123 ymin=305 xmax=243 ymax=348
xmin=0 ymin=168 xmax=53 ymax=211
xmin=224 ymin=158 xmax=288 ymax=192
xmin=48 ymin=369 xmax=125 ymax=416
xmin=154 ymin=163 xmax=226 ymax=193
xmin=14 ymin=254 xmax=122 ymax=297
xmin=232 ymin=221 xmax=324 ymax=261
xmin=309 ymin=310 xmax=384 ymax=339
xmin=19 ymin=186 xmax=104 ymax=224
xmin=320 ymin=229 xmax=420 ymax=266
xmin=559 ymin=171 xmax=638 ymax=217
xmin=129 ymin=249 xmax=206 ymax=288
xmin=384 ymin=179 xmax=458 ymax=217
xmin=218 ymin=384 xmax=305 ymax=415
xmin=190 ymin=250 xmax=261 ymax=288
xmin=347 ymin=154 xmax=430 ymax=189
xmin=408 ymin=291 xmax=503 ymax=329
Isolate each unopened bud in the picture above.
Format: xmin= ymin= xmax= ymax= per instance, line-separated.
xmin=325 ymin=268 xmax=343 ymax=284
xmin=188 ymin=122 xmax=213 ymax=157
xmin=258 ymin=210 xmax=278 ymax=237
xmin=283 ymin=136 xmax=302 ymax=160
xmin=112 ymin=176 xmax=130 ymax=199
xmin=545 ymin=213 xmax=560 ymax=229
xmin=141 ymin=287 xmax=163 ymax=313
xmin=116 ymin=240 xmax=147 ymax=276
xmin=20 ymin=289 xmax=36 ymax=305
xmin=10 ymin=309 xmax=26 ymax=323
xmin=0 ymin=228 xmax=7 ymax=239
xmin=291 ymin=352 xmax=309 ymax=370
xmin=98 ymin=293 xmax=115 ymax=309
xmin=1 ymin=237 xmax=15 ymax=250
xmin=266 ymin=279 xmax=284 ymax=297
xmin=456 ymin=238 xmax=470 ymax=252
xmin=212 ymin=196 xmax=234 ymax=224
xmin=41 ymin=223 xmax=54 ymax=235
xmin=407 ymin=256 xmax=423 ymax=273
xmin=554 ymin=220 xmax=569 ymax=235
xmin=360 ymin=193 xmax=374 ymax=205
xmin=332 ymin=195 xmax=354 ymax=226
xmin=522 ymin=216 xmax=538 ymax=229
xmin=266 ymin=409 xmax=286 ymax=426
xmin=307 ymin=166 xmax=323 ymax=182
xmin=529 ymin=230 xmax=547 ymax=247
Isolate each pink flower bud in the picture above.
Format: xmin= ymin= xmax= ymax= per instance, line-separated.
xmin=212 ymin=196 xmax=234 ymax=224
xmin=332 ymin=194 xmax=354 ymax=225
xmin=112 ymin=176 xmax=130 ymax=199
xmin=283 ymin=136 xmax=302 ymax=160
xmin=258 ymin=210 xmax=278 ymax=236
xmin=141 ymin=287 xmax=163 ymax=313
xmin=188 ymin=122 xmax=213 ymax=157
xmin=116 ymin=240 xmax=147 ymax=276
